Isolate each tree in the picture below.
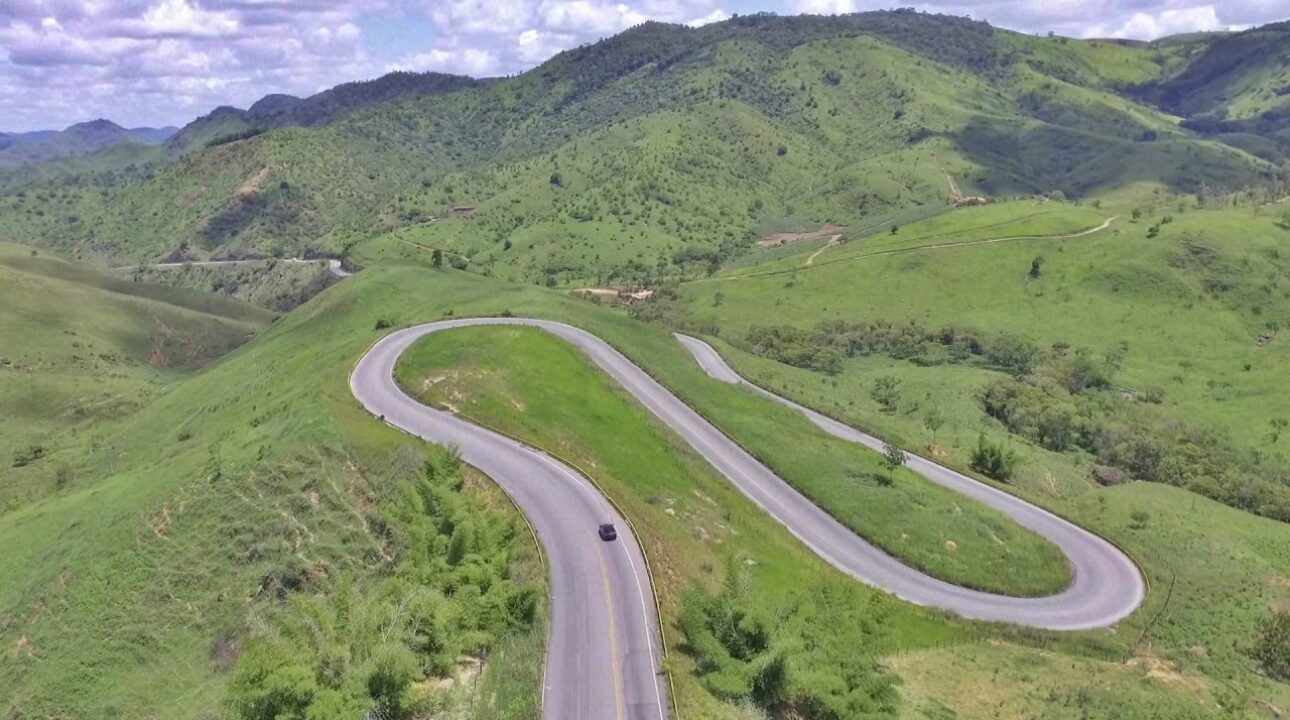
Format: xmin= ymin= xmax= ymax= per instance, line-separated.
xmin=923 ymin=410 xmax=944 ymax=443
xmin=1028 ymin=255 xmax=1044 ymax=279
xmin=227 ymin=643 xmax=318 ymax=720
xmin=431 ymin=248 xmax=443 ymax=268
xmin=870 ymin=376 xmax=902 ymax=414
xmin=882 ymin=442 xmax=906 ymax=477
xmin=889 ymin=224 xmax=899 ymax=235
xmin=365 ymin=643 xmax=419 ymax=717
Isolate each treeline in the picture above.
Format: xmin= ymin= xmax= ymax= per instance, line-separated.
xmin=744 ymin=319 xmax=1042 ymax=376
xmin=744 ymin=320 xmax=1290 ymax=522
xmin=680 ymin=563 xmax=899 ymax=719
xmin=984 ymin=365 xmax=1290 ymax=522
xmin=226 ymin=450 xmax=538 ymax=720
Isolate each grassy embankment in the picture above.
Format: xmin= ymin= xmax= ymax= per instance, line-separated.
xmin=0 ymin=264 xmax=552 ymax=718
xmin=0 ymin=242 xmax=272 ymax=511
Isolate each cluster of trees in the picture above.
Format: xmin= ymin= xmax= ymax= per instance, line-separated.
xmin=744 ymin=317 xmax=1290 ymax=520
xmin=744 ymin=319 xmax=1043 ymax=376
xmin=982 ymin=351 xmax=1290 ymax=521
xmin=225 ymin=450 xmax=537 ymax=720
xmin=680 ymin=563 xmax=899 ymax=719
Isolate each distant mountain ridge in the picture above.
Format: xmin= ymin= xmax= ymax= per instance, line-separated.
xmin=165 ymin=70 xmax=486 ymax=152
xmin=0 ymin=120 xmax=177 ymax=167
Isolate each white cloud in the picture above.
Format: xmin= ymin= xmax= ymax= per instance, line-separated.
xmin=386 ymin=46 xmax=502 ymax=76
xmin=687 ymin=8 xmax=730 ymax=26
xmin=786 ymin=0 xmax=860 ymax=14
xmin=1107 ymin=5 xmax=1228 ymax=39
xmin=122 ymin=0 xmax=240 ymax=38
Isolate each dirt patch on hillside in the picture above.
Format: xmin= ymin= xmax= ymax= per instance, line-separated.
xmin=236 ymin=167 xmax=271 ymax=199
xmin=574 ymin=287 xmax=654 ymax=303
xmin=757 ymin=223 xmax=844 ymax=248
xmin=1126 ymin=654 xmax=1209 ymax=693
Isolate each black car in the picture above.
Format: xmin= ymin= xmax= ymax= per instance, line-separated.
xmin=598 ymin=523 xmax=618 ymax=541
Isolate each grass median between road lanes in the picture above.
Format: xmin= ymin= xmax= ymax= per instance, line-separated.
xmin=394 ymin=325 xmax=1073 ymax=598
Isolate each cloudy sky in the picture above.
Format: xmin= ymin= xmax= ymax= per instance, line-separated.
xmin=0 ymin=0 xmax=1284 ymax=132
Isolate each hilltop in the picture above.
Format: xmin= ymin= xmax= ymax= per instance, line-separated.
xmin=0 ymin=119 xmax=176 ymax=167
xmin=164 ymin=71 xmax=486 ymax=153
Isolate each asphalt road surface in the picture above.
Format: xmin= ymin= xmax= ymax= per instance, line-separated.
xmin=351 ymin=318 xmax=1146 ymax=717
xmin=674 ymin=333 xmax=1145 ymax=629
xmin=351 ymin=319 xmax=668 ymax=720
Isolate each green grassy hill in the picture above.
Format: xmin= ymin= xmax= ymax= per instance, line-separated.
xmin=0 ymin=243 xmax=272 ymax=512
xmin=675 ymin=199 xmax=1290 ymax=522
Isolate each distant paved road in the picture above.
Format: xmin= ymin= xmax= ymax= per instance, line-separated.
xmin=351 ymin=318 xmax=1146 ymax=717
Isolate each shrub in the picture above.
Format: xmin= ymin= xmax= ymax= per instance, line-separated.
xmin=870 ymin=376 xmax=902 ymax=414
xmin=1254 ymin=611 xmax=1290 ymax=681
xmin=971 ymin=435 xmax=1017 ymax=482
xmin=374 ymin=318 xmax=393 ymax=330
xmin=12 ymin=444 xmax=45 ymax=468
xmin=226 ymin=449 xmax=535 ymax=719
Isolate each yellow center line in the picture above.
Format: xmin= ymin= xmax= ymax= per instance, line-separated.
xmin=594 ymin=544 xmax=627 ymax=720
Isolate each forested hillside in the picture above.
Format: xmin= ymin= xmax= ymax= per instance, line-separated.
xmin=1 ymin=11 xmax=1284 ymax=284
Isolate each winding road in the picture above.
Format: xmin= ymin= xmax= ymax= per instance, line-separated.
xmin=351 ymin=318 xmax=1146 ymax=719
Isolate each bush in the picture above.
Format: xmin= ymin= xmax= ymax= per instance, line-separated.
xmin=225 ymin=449 xmax=536 ymax=719
xmin=870 ymin=376 xmax=902 ymax=414
xmin=374 ymin=318 xmax=393 ymax=330
xmin=971 ymin=435 xmax=1017 ymax=482
xmin=679 ymin=562 xmax=897 ymax=716
xmin=1254 ymin=611 xmax=1290 ymax=681
xmin=12 ymin=444 xmax=45 ymax=468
